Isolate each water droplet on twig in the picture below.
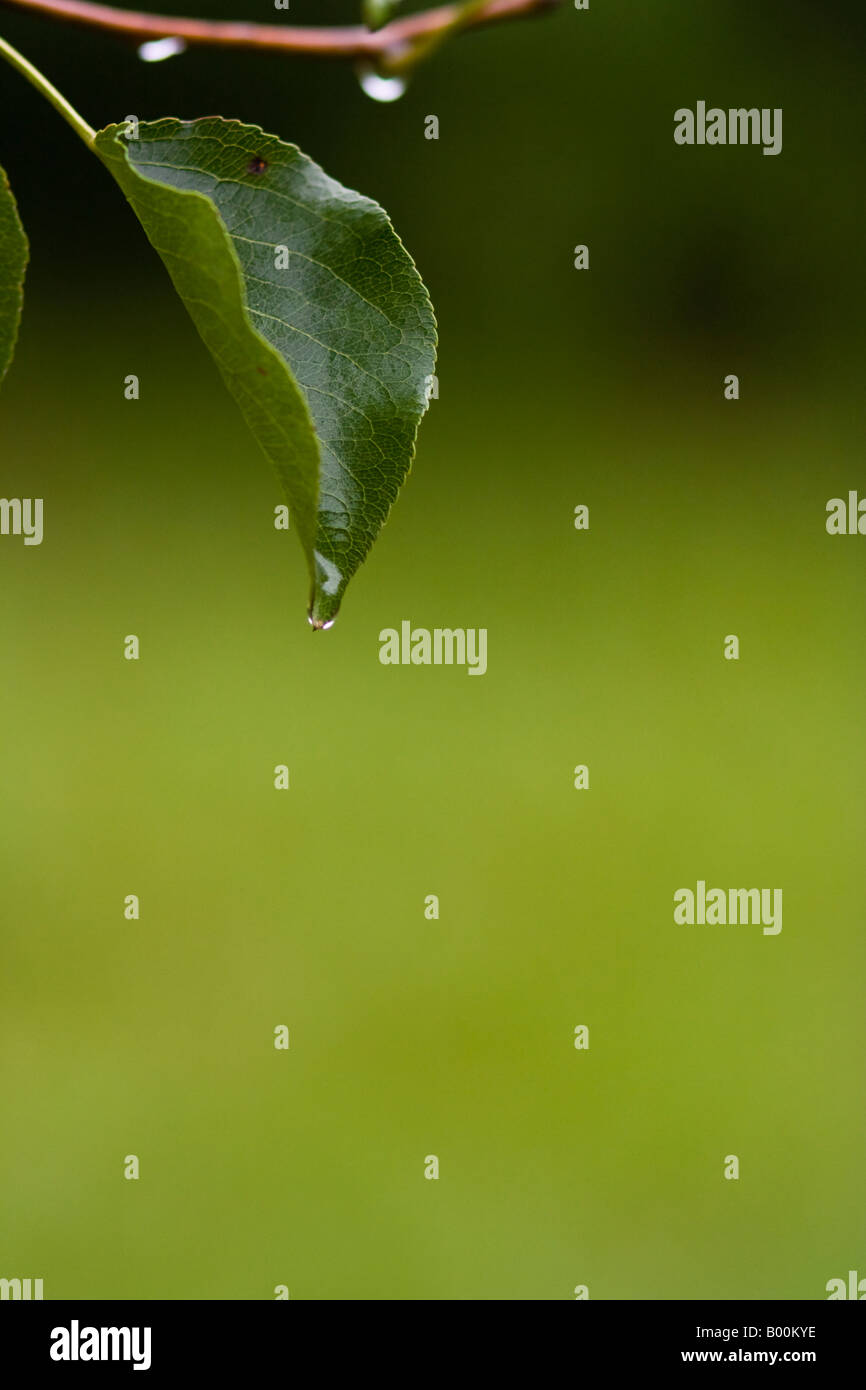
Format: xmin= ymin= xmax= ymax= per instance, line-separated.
xmin=355 ymin=62 xmax=408 ymax=103
xmin=138 ymin=37 xmax=187 ymax=63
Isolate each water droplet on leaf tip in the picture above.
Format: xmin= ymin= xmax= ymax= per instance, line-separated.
xmin=355 ymin=63 xmax=408 ymax=103
xmin=138 ymin=37 xmax=187 ymax=63
xmin=308 ymin=615 xmax=337 ymax=631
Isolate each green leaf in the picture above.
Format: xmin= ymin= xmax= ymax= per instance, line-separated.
xmin=94 ymin=117 xmax=436 ymax=627
xmin=0 ymin=163 xmax=28 ymax=388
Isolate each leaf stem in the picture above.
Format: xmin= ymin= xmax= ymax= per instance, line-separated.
xmin=0 ymin=31 xmax=95 ymax=146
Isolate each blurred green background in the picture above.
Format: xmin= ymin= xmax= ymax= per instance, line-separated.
xmin=1 ymin=0 xmax=864 ymax=1299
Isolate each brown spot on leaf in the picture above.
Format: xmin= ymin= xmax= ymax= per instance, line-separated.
xmin=247 ymin=156 xmax=268 ymax=175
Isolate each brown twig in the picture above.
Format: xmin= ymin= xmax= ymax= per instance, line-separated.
xmin=0 ymin=0 xmax=560 ymax=59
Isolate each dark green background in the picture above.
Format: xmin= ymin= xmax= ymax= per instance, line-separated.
xmin=1 ymin=1 xmax=863 ymax=1298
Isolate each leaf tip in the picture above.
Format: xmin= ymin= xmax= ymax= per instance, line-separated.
xmin=308 ymin=552 xmax=345 ymax=629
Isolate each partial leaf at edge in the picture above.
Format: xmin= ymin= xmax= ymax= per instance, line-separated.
xmin=0 ymin=163 xmax=28 ymax=388
xmin=363 ymin=0 xmax=404 ymax=30
xmin=94 ymin=118 xmax=437 ymax=627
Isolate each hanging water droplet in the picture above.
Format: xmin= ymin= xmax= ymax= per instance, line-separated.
xmin=355 ymin=62 xmax=408 ymax=103
xmin=138 ymin=36 xmax=187 ymax=63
